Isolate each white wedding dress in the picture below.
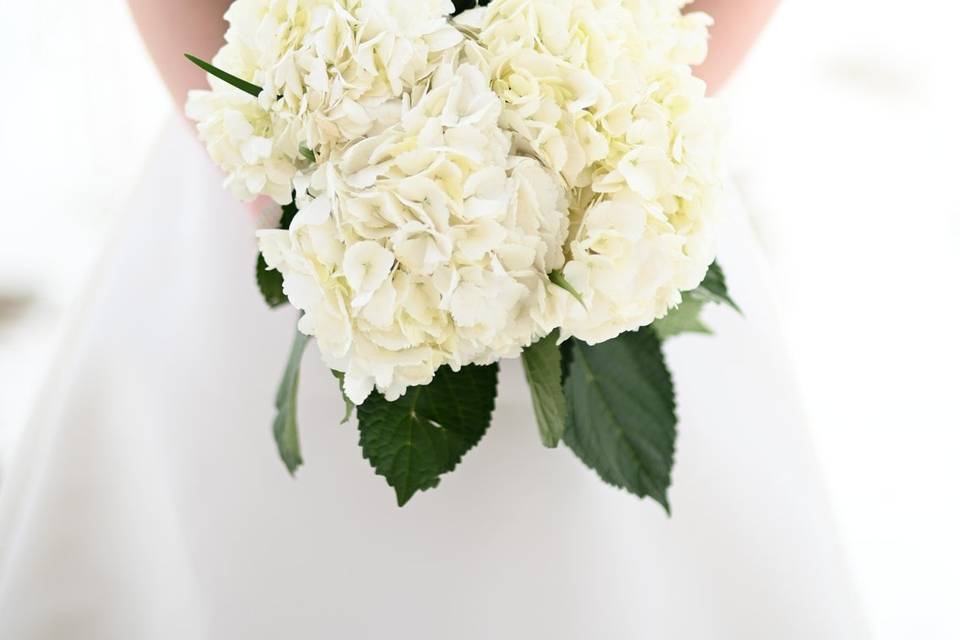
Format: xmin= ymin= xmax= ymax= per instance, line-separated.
xmin=0 ymin=121 xmax=868 ymax=639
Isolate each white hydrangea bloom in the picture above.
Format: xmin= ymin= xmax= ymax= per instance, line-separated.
xmin=185 ymin=88 xmax=298 ymax=203
xmin=258 ymin=59 xmax=568 ymax=403
xmin=190 ymin=0 xmax=724 ymax=400
xmin=187 ymin=0 xmax=464 ymax=204
xmin=466 ymin=0 xmax=721 ymax=343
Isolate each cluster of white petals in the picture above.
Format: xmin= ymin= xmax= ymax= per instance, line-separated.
xmin=189 ymin=0 xmax=721 ymax=402
xmin=468 ymin=0 xmax=721 ymax=343
xmin=258 ymin=57 xmax=568 ymax=402
xmin=187 ymin=0 xmax=463 ymax=203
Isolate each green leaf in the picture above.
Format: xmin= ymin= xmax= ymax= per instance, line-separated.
xmin=299 ymin=144 xmax=317 ymax=163
xmin=653 ymin=294 xmax=713 ymax=340
xmin=279 ymin=200 xmax=298 ymax=230
xmin=562 ymin=327 xmax=676 ymax=512
xmin=653 ymin=260 xmax=740 ymax=339
xmin=330 ymin=370 xmax=355 ymax=424
xmin=273 ymin=327 xmax=311 ymax=475
xmin=549 ymin=270 xmax=586 ymax=309
xmin=184 ymin=53 xmax=262 ymax=98
xmin=559 ymin=334 xmax=575 ymax=381
xmin=256 ymin=254 xmax=288 ymax=308
xmin=691 ymin=261 xmax=741 ymax=314
xmin=521 ymin=330 xmax=566 ymax=447
xmin=357 ymin=363 xmax=499 ymax=506
xmin=452 ymin=0 xmax=490 ymax=16
xmin=255 ymin=199 xmax=299 ymax=309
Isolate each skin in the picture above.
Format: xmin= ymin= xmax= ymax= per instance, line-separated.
xmin=689 ymin=0 xmax=781 ymax=91
xmin=127 ymin=0 xmax=780 ymax=106
xmin=127 ymin=0 xmax=233 ymax=107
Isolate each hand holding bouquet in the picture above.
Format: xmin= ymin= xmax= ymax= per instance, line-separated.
xmin=186 ymin=0 xmax=737 ymax=507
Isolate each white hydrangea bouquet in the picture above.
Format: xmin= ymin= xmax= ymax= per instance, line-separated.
xmin=186 ymin=0 xmax=738 ymax=508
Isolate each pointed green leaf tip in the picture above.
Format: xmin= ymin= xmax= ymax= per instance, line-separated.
xmin=562 ymin=327 xmax=677 ymax=513
xmin=299 ymin=145 xmax=317 ymax=163
xmin=273 ymin=326 xmax=311 ymax=475
xmin=549 ymin=270 xmax=587 ymax=309
xmin=357 ymin=364 xmax=499 ymax=506
xmin=653 ymin=295 xmax=712 ymax=340
xmin=521 ymin=331 xmax=567 ymax=447
xmin=654 ymin=260 xmax=741 ymax=340
xmin=185 ymin=53 xmax=263 ymax=98
xmin=691 ymin=261 xmax=741 ymax=314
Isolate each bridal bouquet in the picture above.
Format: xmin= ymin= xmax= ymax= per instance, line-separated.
xmin=186 ymin=0 xmax=737 ymax=508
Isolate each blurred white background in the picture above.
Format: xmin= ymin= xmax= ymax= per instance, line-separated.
xmin=0 ymin=0 xmax=957 ymax=637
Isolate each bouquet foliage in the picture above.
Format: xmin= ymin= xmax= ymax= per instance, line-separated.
xmin=186 ymin=0 xmax=736 ymax=508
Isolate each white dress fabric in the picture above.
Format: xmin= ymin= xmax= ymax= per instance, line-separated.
xmin=0 ymin=121 xmax=868 ymax=639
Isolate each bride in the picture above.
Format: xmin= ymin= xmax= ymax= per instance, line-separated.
xmin=0 ymin=1 xmax=868 ymax=637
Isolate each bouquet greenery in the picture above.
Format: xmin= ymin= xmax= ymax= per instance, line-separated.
xmin=186 ymin=0 xmax=737 ymax=508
